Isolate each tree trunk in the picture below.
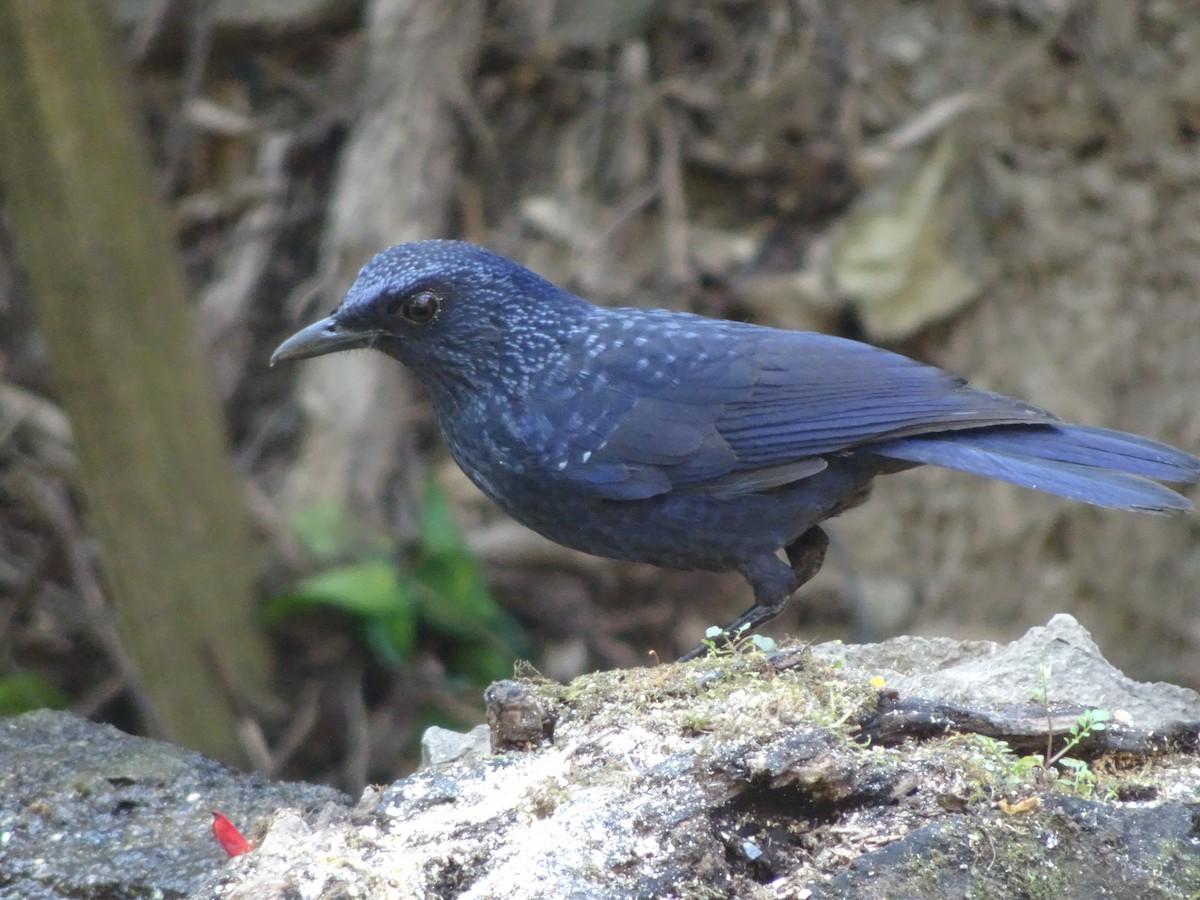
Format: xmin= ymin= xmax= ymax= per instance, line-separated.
xmin=0 ymin=0 xmax=271 ymax=767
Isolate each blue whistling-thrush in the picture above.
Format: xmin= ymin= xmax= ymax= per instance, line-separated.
xmin=272 ymin=241 xmax=1200 ymax=659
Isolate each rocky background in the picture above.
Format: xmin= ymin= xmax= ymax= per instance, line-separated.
xmin=5 ymin=617 xmax=1200 ymax=897
xmin=2 ymin=0 xmax=1198 ymax=792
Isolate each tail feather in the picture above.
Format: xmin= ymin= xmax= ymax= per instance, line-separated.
xmin=943 ymin=425 xmax=1200 ymax=482
xmin=870 ymin=424 xmax=1200 ymax=514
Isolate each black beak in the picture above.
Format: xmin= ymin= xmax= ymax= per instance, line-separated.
xmin=270 ymin=315 xmax=381 ymax=365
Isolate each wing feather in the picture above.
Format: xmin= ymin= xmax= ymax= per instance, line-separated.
xmin=519 ymin=311 xmax=1056 ymax=499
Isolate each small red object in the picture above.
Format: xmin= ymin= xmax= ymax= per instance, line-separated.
xmin=211 ymin=810 xmax=253 ymax=856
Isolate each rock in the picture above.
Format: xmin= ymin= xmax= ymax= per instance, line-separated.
xmin=0 ymin=710 xmax=348 ymax=899
xmin=421 ymin=723 xmax=491 ymax=768
xmin=818 ymin=613 xmax=1200 ymax=726
xmin=819 ymin=613 xmax=1200 ymax=754
xmin=484 ymin=679 xmax=556 ymax=752
xmin=195 ymin=617 xmax=1200 ymax=898
xmin=5 ymin=619 xmax=1198 ymax=897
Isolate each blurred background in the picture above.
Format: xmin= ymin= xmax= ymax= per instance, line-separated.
xmin=2 ymin=0 xmax=1198 ymax=791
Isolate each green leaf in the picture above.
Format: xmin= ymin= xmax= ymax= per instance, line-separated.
xmin=412 ymin=478 xmax=524 ymax=651
xmin=413 ymin=554 xmax=494 ymax=625
xmin=749 ymin=635 xmax=777 ymax=652
xmin=270 ymin=484 xmax=525 ymax=680
xmin=0 ymin=672 xmax=69 ymax=715
xmin=286 ymin=559 xmax=411 ymax=615
xmin=267 ymin=555 xmax=410 ymax=616
xmin=363 ymin=613 xmax=418 ymax=670
xmin=265 ymin=559 xmax=418 ymax=663
xmin=288 ymin=502 xmax=355 ymax=561
xmin=417 ymin=477 xmax=462 ymax=555
xmin=289 ymin=502 xmax=391 ymax=563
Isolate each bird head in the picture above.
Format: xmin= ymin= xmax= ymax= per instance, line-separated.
xmin=271 ymin=241 xmax=588 ymax=393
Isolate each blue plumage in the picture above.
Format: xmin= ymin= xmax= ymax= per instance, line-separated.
xmin=872 ymin=425 xmax=1197 ymax=513
xmin=272 ymin=241 xmax=1200 ymax=657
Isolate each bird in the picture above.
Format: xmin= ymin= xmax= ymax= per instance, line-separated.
xmin=272 ymin=240 xmax=1200 ymax=660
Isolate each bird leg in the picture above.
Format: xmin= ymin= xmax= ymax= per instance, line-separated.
xmin=784 ymin=525 xmax=830 ymax=587
xmin=677 ymin=526 xmax=829 ymax=661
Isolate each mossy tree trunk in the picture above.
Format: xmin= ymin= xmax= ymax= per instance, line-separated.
xmin=0 ymin=1 xmax=270 ymax=766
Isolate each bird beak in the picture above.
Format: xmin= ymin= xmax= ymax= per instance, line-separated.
xmin=270 ymin=315 xmax=381 ymax=366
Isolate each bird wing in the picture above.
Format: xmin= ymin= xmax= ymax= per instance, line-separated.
xmin=521 ymin=312 xmax=1056 ymax=500
xmin=712 ymin=329 xmax=1058 ymax=465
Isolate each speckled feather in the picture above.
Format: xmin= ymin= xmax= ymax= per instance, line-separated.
xmin=273 ymin=240 xmax=1200 ymax=652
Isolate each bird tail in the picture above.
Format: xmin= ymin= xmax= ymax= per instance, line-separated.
xmin=869 ymin=424 xmax=1200 ymax=514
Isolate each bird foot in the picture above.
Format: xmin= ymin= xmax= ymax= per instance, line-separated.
xmin=677 ymin=527 xmax=829 ymax=661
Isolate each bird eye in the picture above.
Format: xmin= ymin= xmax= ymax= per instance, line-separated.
xmin=396 ymin=290 xmax=441 ymax=325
